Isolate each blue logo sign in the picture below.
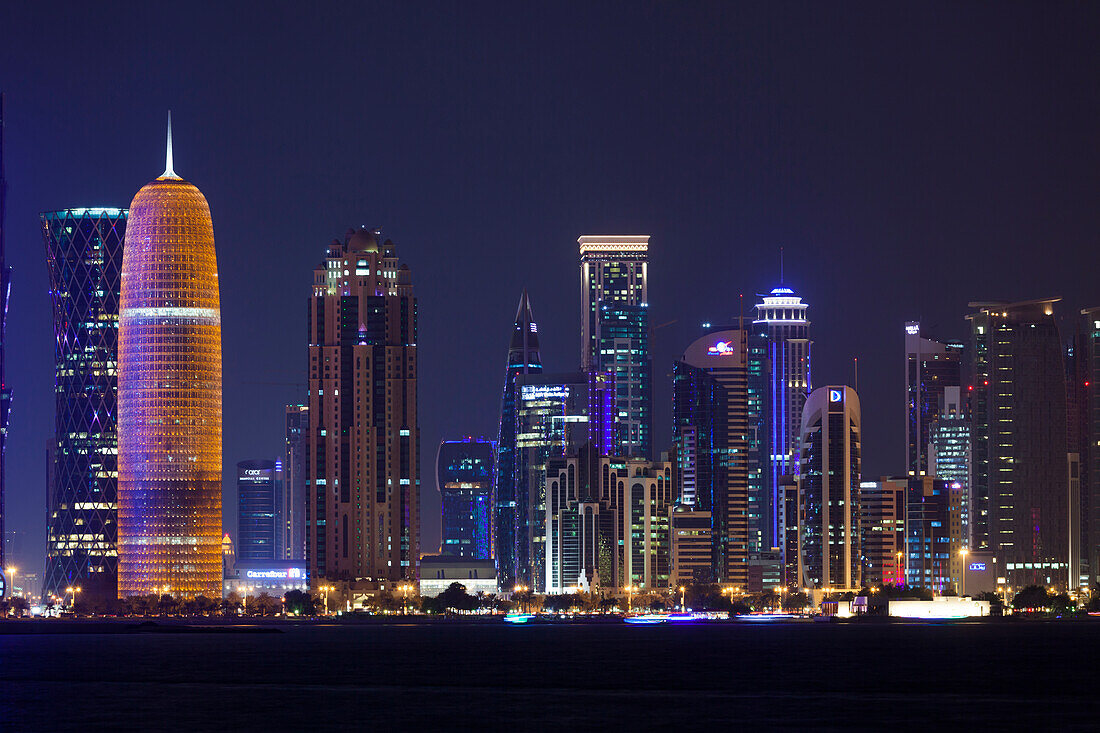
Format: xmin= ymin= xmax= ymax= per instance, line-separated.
xmin=828 ymin=389 xmax=842 ymax=403
xmin=968 ymin=562 xmax=986 ymax=572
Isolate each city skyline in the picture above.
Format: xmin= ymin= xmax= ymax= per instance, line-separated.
xmin=1 ymin=4 xmax=1099 ymax=568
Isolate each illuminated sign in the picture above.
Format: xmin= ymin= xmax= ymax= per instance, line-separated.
xmin=521 ymin=384 xmax=569 ymax=400
xmin=968 ymin=562 xmax=986 ymax=572
xmin=829 ymin=389 xmax=843 ymax=403
xmin=245 ymin=568 xmax=304 ymax=580
xmin=707 ymin=341 xmax=736 ymax=356
xmin=905 ymin=323 xmax=920 ymax=335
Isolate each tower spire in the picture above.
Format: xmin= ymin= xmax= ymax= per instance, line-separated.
xmin=161 ymin=110 xmax=180 ymax=180
xmin=780 ymin=246 xmax=784 ymax=285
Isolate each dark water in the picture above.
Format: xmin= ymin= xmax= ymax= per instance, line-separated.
xmin=2 ymin=619 xmax=1098 ymax=731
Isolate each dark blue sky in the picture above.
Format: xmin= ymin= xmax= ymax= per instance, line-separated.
xmin=1 ymin=3 xmax=1098 ymax=568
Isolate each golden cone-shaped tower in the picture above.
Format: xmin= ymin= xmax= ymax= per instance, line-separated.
xmin=117 ymin=114 xmax=223 ymax=598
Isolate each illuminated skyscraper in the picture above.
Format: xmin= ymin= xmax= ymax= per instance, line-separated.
xmin=436 ymin=437 xmax=495 ymax=560
xmin=967 ymin=299 xmax=1069 ymax=588
xmin=579 ymin=235 xmax=651 ymax=458
xmin=672 ymin=329 xmax=751 ymax=586
xmin=904 ymin=322 xmax=964 ymax=477
xmin=41 ymin=207 xmax=127 ymax=604
xmin=798 ymin=386 xmax=861 ymax=591
xmin=282 ymin=404 xmax=308 ymax=560
xmin=117 ymin=116 xmax=223 ymax=598
xmin=306 ymin=227 xmax=418 ymax=591
xmin=237 ymin=460 xmax=276 ymax=562
xmin=496 ymin=290 xmax=542 ymax=589
xmin=753 ymin=286 xmax=810 ymax=548
xmin=928 ymin=386 xmax=971 ymax=543
xmin=1070 ymin=307 xmax=1099 ymax=586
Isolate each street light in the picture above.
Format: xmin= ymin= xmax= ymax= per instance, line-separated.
xmin=624 ymin=584 xmax=637 ymax=614
xmin=399 ymin=583 xmax=413 ymax=615
xmin=65 ymin=586 xmax=81 ymax=609
xmin=679 ymin=586 xmax=686 ymax=612
xmin=5 ymin=566 xmax=16 ymax=598
xmin=896 ymin=550 xmax=905 ymax=586
xmin=513 ymin=585 xmax=529 ymax=613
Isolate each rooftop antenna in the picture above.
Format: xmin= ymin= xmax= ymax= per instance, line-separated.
xmin=738 ymin=293 xmax=744 ymax=331
xmin=853 ymin=357 xmax=859 ymax=392
xmin=161 ymin=110 xmax=180 ymax=180
xmin=780 ymin=246 xmax=784 ymax=285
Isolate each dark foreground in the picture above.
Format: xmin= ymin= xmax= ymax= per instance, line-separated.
xmin=1 ymin=619 xmax=1097 ymax=731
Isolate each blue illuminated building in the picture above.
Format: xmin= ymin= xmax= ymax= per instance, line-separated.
xmin=41 ymin=207 xmax=127 ymax=605
xmin=437 ymin=437 xmax=496 ymax=560
xmin=496 ymin=290 xmax=542 ymax=588
xmin=237 ymin=460 xmax=277 ymax=562
xmin=753 ymin=286 xmax=810 ymax=552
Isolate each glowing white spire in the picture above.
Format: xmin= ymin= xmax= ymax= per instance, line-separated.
xmin=161 ymin=110 xmax=180 ymax=180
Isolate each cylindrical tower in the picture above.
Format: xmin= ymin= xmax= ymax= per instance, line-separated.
xmin=117 ymin=116 xmax=222 ymax=598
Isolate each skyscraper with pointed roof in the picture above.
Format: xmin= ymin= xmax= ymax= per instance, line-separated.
xmin=117 ymin=114 xmax=223 ymax=599
xmin=496 ymin=290 xmax=542 ymax=589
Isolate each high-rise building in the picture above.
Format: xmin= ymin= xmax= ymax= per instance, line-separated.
xmin=904 ymin=322 xmax=964 ymax=477
xmin=672 ymin=329 xmax=752 ymax=587
xmin=928 ymin=386 xmax=971 ymax=544
xmin=306 ymin=227 xmax=418 ymax=591
xmin=904 ymin=477 xmax=963 ymax=592
xmin=436 ymin=437 xmax=496 ymax=560
xmin=513 ymin=371 xmax=614 ymax=590
xmin=282 ymin=404 xmax=308 ymax=561
xmin=967 ymin=299 xmax=1070 ymax=588
xmin=0 ymin=93 xmax=12 ymax=588
xmin=799 ymin=386 xmax=861 ymax=591
xmin=544 ymin=451 xmax=672 ymax=593
xmin=117 ymin=116 xmax=222 ymax=599
xmin=858 ymin=479 xmax=906 ymax=587
xmin=579 ymin=235 xmax=651 ymax=458
xmin=753 ymin=286 xmax=810 ymax=549
xmin=495 ymin=290 xmax=542 ymax=590
xmin=41 ymin=207 xmax=127 ymax=604
xmin=237 ymin=460 xmax=277 ymax=562
xmin=1081 ymin=307 xmax=1100 ymax=586
xmin=1068 ymin=309 xmax=1099 ymax=588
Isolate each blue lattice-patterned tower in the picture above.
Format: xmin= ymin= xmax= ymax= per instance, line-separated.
xmin=41 ymin=207 xmax=127 ymax=605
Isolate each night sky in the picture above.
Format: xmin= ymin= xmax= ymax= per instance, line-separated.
xmin=1 ymin=3 xmax=1098 ymax=570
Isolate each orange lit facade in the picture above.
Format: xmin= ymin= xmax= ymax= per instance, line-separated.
xmin=117 ymin=160 xmax=222 ymax=598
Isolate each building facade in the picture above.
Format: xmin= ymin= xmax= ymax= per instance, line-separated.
xmin=513 ymin=371 xmax=614 ymax=590
xmin=306 ymin=228 xmax=419 ymax=591
xmin=859 ymin=479 xmax=907 ymax=588
xmin=282 ymin=404 xmax=309 ymax=561
xmin=904 ymin=322 xmax=964 ymax=477
xmin=436 ymin=437 xmax=496 ymax=560
xmin=495 ymin=290 xmax=542 ymax=590
xmin=672 ymin=329 xmax=752 ymax=587
xmin=579 ymin=235 xmax=651 ymax=459
xmin=544 ymin=451 xmax=672 ymax=593
xmin=753 ymin=286 xmax=811 ymax=550
xmin=1072 ymin=307 xmax=1100 ymax=586
xmin=237 ymin=460 xmax=277 ymax=562
xmin=904 ymin=477 xmax=963 ymax=592
xmin=927 ymin=385 xmax=972 ymax=545
xmin=41 ymin=207 xmax=127 ymax=605
xmin=117 ymin=119 xmax=223 ymax=599
xmin=799 ymin=386 xmax=861 ymax=591
xmin=967 ymin=299 xmax=1070 ymax=588
xmin=670 ymin=505 xmax=712 ymax=587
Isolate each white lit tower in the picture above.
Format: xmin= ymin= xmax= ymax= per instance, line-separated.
xmin=753 ymin=285 xmax=811 ymax=548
